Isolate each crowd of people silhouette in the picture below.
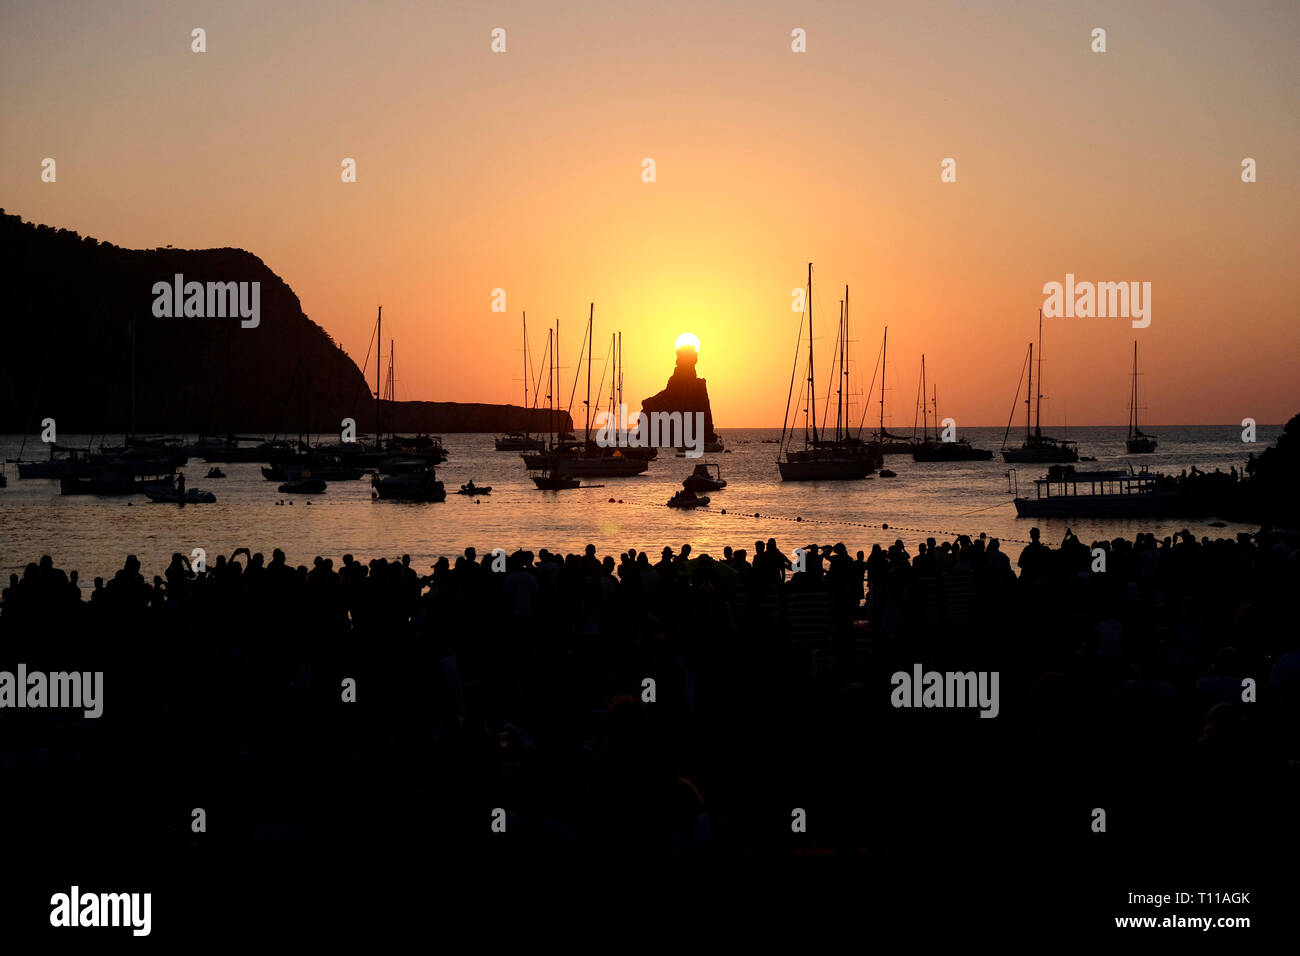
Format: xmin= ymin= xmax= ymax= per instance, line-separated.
xmin=2 ymin=528 xmax=1297 ymax=881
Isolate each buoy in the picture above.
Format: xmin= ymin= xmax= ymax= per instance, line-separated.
xmin=882 ymin=523 xmax=888 ymax=529
xmin=721 ymin=509 xmax=726 ymax=514
xmin=796 ymin=516 xmax=802 ymax=522
xmin=609 ymin=497 xmax=615 ymax=503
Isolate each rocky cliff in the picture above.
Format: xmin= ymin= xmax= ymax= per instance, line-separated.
xmin=0 ymin=211 xmax=569 ymax=435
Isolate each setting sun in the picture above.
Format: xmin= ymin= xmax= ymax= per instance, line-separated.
xmin=675 ymin=332 xmax=700 ymax=353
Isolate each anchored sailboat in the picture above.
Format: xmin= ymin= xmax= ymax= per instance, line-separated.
xmin=496 ymin=313 xmax=546 ymax=451
xmin=523 ymin=304 xmax=647 ymax=478
xmin=778 ymin=264 xmax=881 ymax=480
xmin=1125 ymin=341 xmax=1157 ymax=453
xmin=874 ymin=327 xmax=920 ymax=454
xmin=1001 ymin=309 xmax=1079 ymax=463
xmin=912 ymin=366 xmax=993 ymax=461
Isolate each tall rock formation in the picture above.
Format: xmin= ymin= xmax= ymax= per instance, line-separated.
xmin=640 ymin=343 xmax=717 ymax=442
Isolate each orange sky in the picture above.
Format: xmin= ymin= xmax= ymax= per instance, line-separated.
xmin=2 ymin=0 xmax=1297 ymax=427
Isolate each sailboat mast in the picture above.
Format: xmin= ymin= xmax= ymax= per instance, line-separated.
xmin=921 ymin=355 xmax=928 ymax=440
xmin=880 ymin=326 xmax=888 ymax=438
xmin=1025 ymin=342 xmax=1033 ymax=439
xmin=556 ymin=318 xmax=560 ymax=444
xmin=548 ymin=328 xmax=554 ymax=445
xmin=1130 ymin=340 xmax=1139 ymax=437
xmin=843 ymin=285 xmax=850 ymax=441
xmin=807 ymin=263 xmax=817 ymax=449
xmin=523 ymin=313 xmax=529 ymax=410
xmin=129 ymin=317 xmax=136 ymax=441
xmin=1034 ymin=308 xmax=1043 ymax=437
xmin=609 ymin=332 xmax=616 ymax=420
xmin=585 ymin=303 xmax=593 ymax=444
xmin=375 ymin=306 xmax=382 ymax=448
xmin=836 ymin=298 xmax=845 ymax=440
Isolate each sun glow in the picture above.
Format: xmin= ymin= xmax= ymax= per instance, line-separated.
xmin=675 ymin=332 xmax=700 ymax=352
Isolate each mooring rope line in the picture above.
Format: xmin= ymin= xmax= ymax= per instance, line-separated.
xmin=712 ymin=506 xmax=1033 ymax=545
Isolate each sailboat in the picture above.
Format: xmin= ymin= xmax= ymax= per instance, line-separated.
xmin=496 ymin=313 xmax=546 ymax=451
xmin=778 ymin=265 xmax=881 ymax=480
xmin=912 ymin=369 xmax=993 ymax=461
xmin=1125 ymin=341 xmax=1157 ymax=453
xmin=874 ymin=327 xmax=921 ymax=454
xmin=530 ymin=324 xmax=581 ymax=489
xmin=1001 ymin=309 xmax=1079 ymax=463
xmin=523 ymin=305 xmax=647 ymax=478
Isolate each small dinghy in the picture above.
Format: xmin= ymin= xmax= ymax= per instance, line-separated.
xmin=145 ymin=485 xmax=216 ymax=504
xmin=667 ymin=489 xmax=709 ymax=509
xmin=457 ymin=481 xmax=492 ymax=496
xmin=532 ymin=474 xmax=580 ymax=490
xmin=205 ymin=466 xmax=226 ymax=479
xmin=279 ymin=477 xmax=327 ymax=494
xmin=879 ymin=468 xmax=897 ymax=478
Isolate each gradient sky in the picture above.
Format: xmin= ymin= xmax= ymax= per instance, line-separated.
xmin=2 ymin=0 xmax=1297 ymax=427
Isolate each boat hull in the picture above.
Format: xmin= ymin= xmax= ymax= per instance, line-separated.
xmin=1125 ymin=438 xmax=1158 ymax=454
xmin=1014 ymin=492 xmax=1197 ymax=518
xmin=668 ymin=495 xmax=710 ymax=508
xmin=913 ymin=442 xmax=994 ymax=462
xmin=262 ymin=464 xmax=366 ymax=481
xmin=523 ymin=454 xmax=647 ymax=477
xmin=778 ymin=458 xmax=874 ymax=481
xmin=1002 ymin=446 xmax=1079 ymax=463
xmin=371 ymin=473 xmax=446 ymax=501
xmin=278 ymin=479 xmax=327 ymax=494
xmin=682 ymin=477 xmax=726 ymax=492
xmin=495 ymin=437 xmax=546 ymax=451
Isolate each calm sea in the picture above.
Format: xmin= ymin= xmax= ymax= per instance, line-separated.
xmin=0 ymin=425 xmax=1278 ymax=587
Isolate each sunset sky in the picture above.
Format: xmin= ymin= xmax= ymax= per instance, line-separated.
xmin=2 ymin=0 xmax=1297 ymax=427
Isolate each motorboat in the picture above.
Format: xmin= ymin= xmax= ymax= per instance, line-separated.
xmin=1014 ymin=464 xmax=1192 ymax=518
xmin=682 ymin=462 xmax=726 ymax=492
xmin=457 ymin=481 xmax=492 ymax=495
xmin=371 ymin=467 xmax=446 ymax=502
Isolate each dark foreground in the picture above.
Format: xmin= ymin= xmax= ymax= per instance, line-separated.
xmin=2 ymin=528 xmax=1297 ymax=938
